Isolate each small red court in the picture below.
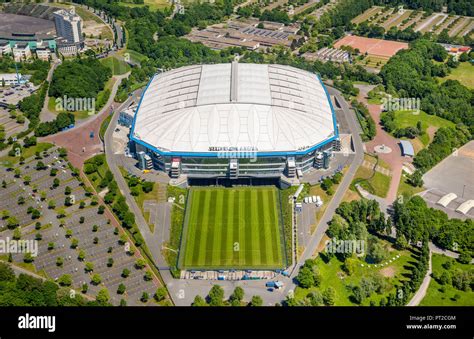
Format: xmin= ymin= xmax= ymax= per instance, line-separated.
xmin=334 ymin=35 xmax=409 ymax=59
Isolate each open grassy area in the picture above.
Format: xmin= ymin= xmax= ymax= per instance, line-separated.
xmin=358 ymin=56 xmax=388 ymax=69
xmin=119 ymin=0 xmax=169 ymax=11
xmin=294 ymin=245 xmax=417 ymax=306
xmin=179 ymin=186 xmax=286 ymax=270
xmin=100 ymin=56 xmax=131 ymax=76
xmin=439 ymin=62 xmax=474 ymax=89
xmin=397 ymin=172 xmax=425 ymax=198
xmin=420 ymin=254 xmax=474 ymax=306
xmin=351 ymin=155 xmax=391 ymax=198
xmin=99 ymin=114 xmax=112 ymax=141
xmin=389 ymin=110 xmax=455 ymax=146
xmin=0 ymin=143 xmax=54 ymax=167
xmin=47 ymin=97 xmax=92 ymax=120
xmin=119 ymin=49 xmax=149 ymax=64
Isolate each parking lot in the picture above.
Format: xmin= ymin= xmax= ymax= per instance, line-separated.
xmin=0 ymin=82 xmax=38 ymax=107
xmin=422 ymin=141 xmax=474 ymax=201
xmin=0 ymin=146 xmax=161 ymax=305
xmin=420 ymin=189 xmax=474 ymax=220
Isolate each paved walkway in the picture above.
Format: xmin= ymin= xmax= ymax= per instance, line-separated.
xmin=39 ymin=72 xmax=130 ymax=169
xmin=40 ymin=58 xmax=61 ymax=123
xmin=355 ymin=84 xmax=412 ymax=204
xmin=407 ymin=250 xmax=432 ymax=306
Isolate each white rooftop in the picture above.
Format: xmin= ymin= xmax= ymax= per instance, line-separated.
xmin=132 ymin=63 xmax=336 ymax=154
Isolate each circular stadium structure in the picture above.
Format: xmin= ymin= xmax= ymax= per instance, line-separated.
xmin=130 ymin=62 xmax=340 ymax=181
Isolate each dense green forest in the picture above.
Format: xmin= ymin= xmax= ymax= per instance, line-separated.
xmin=49 ymin=57 xmax=112 ymax=99
xmin=381 ymin=40 xmax=473 ymax=132
xmin=394 ymin=196 xmax=473 ymax=256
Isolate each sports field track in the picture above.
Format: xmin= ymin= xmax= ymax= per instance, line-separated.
xmin=179 ymin=186 xmax=286 ymax=270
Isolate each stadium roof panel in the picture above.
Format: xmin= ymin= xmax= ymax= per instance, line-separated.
xmin=132 ymin=63 xmax=337 ymax=155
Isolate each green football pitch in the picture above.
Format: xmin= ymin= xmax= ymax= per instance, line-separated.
xmin=179 ymin=186 xmax=286 ymax=270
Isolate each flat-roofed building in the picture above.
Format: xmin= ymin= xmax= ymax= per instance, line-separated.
xmin=12 ymin=43 xmax=31 ymax=61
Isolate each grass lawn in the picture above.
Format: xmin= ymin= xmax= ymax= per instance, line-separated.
xmin=99 ymin=114 xmax=112 ymax=141
xmin=420 ymin=254 xmax=474 ymax=306
xmin=48 ymin=97 xmax=92 ymax=120
xmin=389 ymin=110 xmax=455 ymax=146
xmin=119 ymin=0 xmax=169 ymax=10
xmin=0 ymin=143 xmax=54 ymax=167
xmin=119 ymin=49 xmax=149 ymax=64
xmin=294 ymin=246 xmax=417 ymax=306
xmin=358 ymin=56 xmax=388 ymax=69
xmin=179 ymin=186 xmax=286 ymax=270
xmin=439 ymin=62 xmax=474 ymax=89
xmin=351 ymin=155 xmax=391 ymax=198
xmin=397 ymin=172 xmax=424 ymax=198
xmin=95 ymin=78 xmax=115 ymax=113
xmin=100 ymin=56 xmax=131 ymax=76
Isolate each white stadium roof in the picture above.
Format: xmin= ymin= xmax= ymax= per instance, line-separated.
xmin=132 ymin=63 xmax=336 ymax=155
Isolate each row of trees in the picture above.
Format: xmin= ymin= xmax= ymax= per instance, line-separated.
xmin=84 ymin=155 xmax=144 ymax=247
xmin=192 ymin=285 xmax=263 ymax=306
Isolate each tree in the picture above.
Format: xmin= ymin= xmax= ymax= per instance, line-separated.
xmin=395 ymin=233 xmax=408 ymax=250
xmin=192 ymin=295 xmax=207 ymax=306
xmin=6 ymin=216 xmax=19 ymax=229
xmin=58 ymin=274 xmax=72 ymax=286
xmin=141 ymin=292 xmax=149 ymax=302
xmin=23 ymin=253 xmax=34 ymax=263
xmin=352 ymin=285 xmax=365 ymax=304
xmin=322 ymin=287 xmax=335 ymax=306
xmin=154 ymin=287 xmax=167 ymax=302
xmin=229 ymin=286 xmax=244 ymax=305
xmin=144 ymin=270 xmax=152 ymax=281
xmin=208 ymin=285 xmax=224 ymax=306
xmin=91 ymin=274 xmax=102 ymax=285
xmin=85 ymin=262 xmax=94 ymax=273
xmin=122 ymin=268 xmax=130 ymax=278
xmin=78 ymin=250 xmax=86 ymax=261
xmin=96 ymin=288 xmax=110 ymax=304
xmin=250 ymin=295 xmax=263 ymax=306
xmin=142 ymin=181 xmax=154 ymax=193
xmin=13 ymin=228 xmax=21 ymax=240
xmin=70 ymin=238 xmax=79 ymax=249
xmin=0 ymin=262 xmax=15 ymax=282
xmin=457 ymin=251 xmax=471 ymax=264
xmin=117 ymin=283 xmax=126 ymax=295
xmin=56 ymin=257 xmax=63 ymax=267
xmin=48 ymin=199 xmax=55 ymax=209
xmin=135 ymin=258 xmax=146 ymax=269
xmin=296 ymin=266 xmax=315 ymax=288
